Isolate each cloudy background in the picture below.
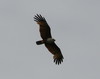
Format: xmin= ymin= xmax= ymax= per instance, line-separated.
xmin=0 ymin=0 xmax=100 ymax=79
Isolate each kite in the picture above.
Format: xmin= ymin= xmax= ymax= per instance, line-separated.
xmin=34 ymin=14 xmax=64 ymax=65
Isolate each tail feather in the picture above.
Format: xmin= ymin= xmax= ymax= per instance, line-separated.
xmin=36 ymin=40 xmax=44 ymax=45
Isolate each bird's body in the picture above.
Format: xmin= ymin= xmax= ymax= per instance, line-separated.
xmin=34 ymin=14 xmax=64 ymax=65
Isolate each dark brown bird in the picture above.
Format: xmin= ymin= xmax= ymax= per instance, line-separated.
xmin=34 ymin=14 xmax=64 ymax=65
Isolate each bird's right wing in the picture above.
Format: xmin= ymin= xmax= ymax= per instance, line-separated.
xmin=34 ymin=14 xmax=52 ymax=40
xmin=34 ymin=14 xmax=47 ymax=25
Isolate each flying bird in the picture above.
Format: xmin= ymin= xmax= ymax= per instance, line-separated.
xmin=34 ymin=14 xmax=64 ymax=65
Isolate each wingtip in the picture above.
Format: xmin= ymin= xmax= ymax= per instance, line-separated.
xmin=54 ymin=57 xmax=64 ymax=65
xmin=34 ymin=14 xmax=46 ymax=22
xmin=53 ymin=54 xmax=64 ymax=65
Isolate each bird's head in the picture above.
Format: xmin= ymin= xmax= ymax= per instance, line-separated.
xmin=46 ymin=38 xmax=56 ymax=43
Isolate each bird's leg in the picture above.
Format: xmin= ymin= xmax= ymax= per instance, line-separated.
xmin=36 ymin=40 xmax=44 ymax=45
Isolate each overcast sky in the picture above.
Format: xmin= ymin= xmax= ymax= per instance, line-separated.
xmin=0 ymin=0 xmax=100 ymax=79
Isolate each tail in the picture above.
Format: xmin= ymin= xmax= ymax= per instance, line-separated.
xmin=36 ymin=40 xmax=44 ymax=45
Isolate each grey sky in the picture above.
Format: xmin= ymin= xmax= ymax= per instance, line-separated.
xmin=0 ymin=0 xmax=100 ymax=79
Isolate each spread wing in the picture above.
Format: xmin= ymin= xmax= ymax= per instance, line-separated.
xmin=45 ymin=43 xmax=64 ymax=65
xmin=34 ymin=14 xmax=64 ymax=65
xmin=34 ymin=14 xmax=52 ymax=40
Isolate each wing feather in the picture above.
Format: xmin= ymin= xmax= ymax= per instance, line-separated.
xmin=45 ymin=43 xmax=64 ymax=65
xmin=34 ymin=14 xmax=52 ymax=40
xmin=34 ymin=14 xmax=64 ymax=65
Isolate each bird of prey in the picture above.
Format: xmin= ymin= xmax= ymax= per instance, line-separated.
xmin=34 ymin=14 xmax=64 ymax=65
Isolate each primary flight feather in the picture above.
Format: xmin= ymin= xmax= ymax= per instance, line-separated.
xmin=34 ymin=14 xmax=64 ymax=65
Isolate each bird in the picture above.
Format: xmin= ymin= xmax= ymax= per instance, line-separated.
xmin=34 ymin=14 xmax=64 ymax=65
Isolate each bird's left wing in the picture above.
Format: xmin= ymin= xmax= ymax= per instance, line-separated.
xmin=45 ymin=43 xmax=64 ymax=65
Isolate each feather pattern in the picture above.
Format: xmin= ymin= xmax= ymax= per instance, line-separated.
xmin=34 ymin=14 xmax=64 ymax=65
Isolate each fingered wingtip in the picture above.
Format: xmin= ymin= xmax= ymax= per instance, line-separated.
xmin=34 ymin=14 xmax=46 ymax=22
xmin=54 ymin=58 xmax=63 ymax=65
xmin=53 ymin=54 xmax=64 ymax=65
